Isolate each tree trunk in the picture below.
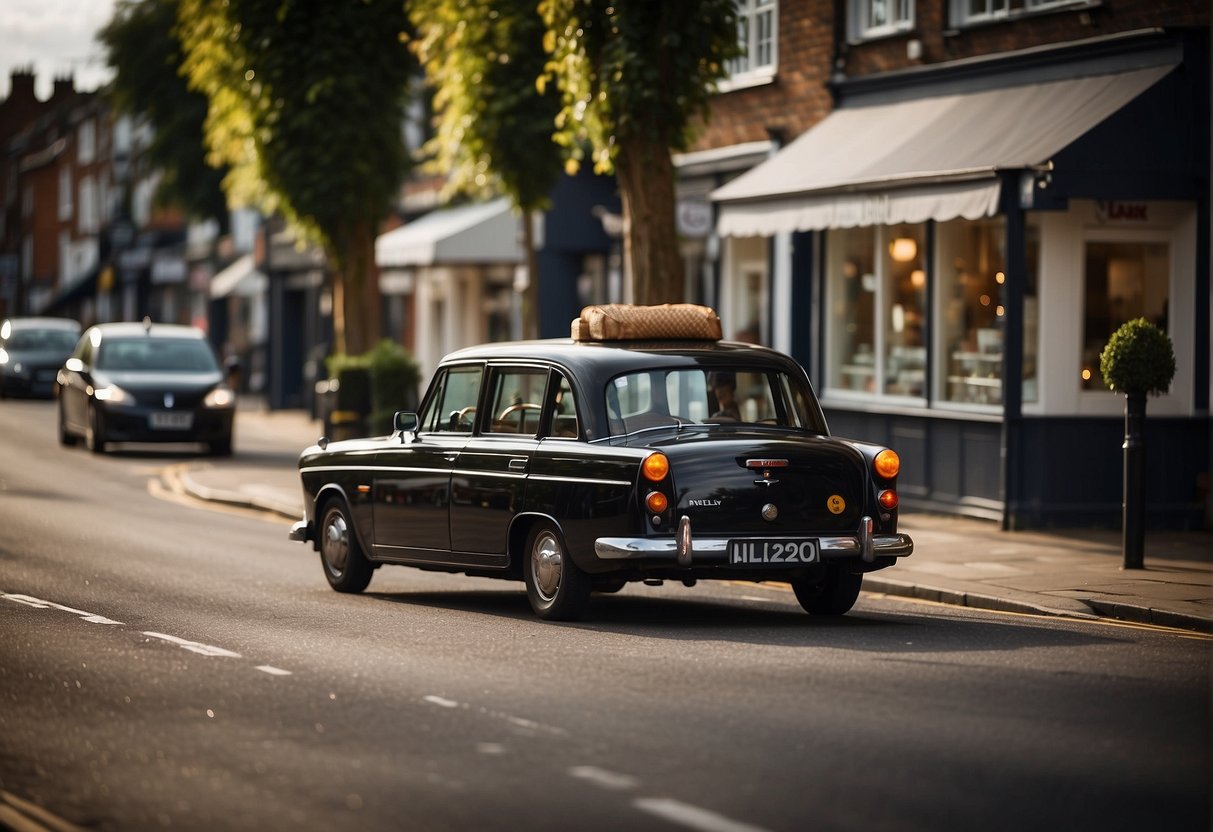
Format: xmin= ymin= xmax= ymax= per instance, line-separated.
xmin=333 ymin=220 xmax=383 ymax=356
xmin=522 ymin=211 xmax=539 ymax=340
xmin=616 ymin=134 xmax=684 ymax=306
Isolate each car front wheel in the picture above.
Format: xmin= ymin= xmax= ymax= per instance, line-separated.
xmin=524 ymin=523 xmax=591 ymax=621
xmin=319 ymin=498 xmax=373 ymax=593
xmin=85 ymin=405 xmax=107 ymax=454
xmin=791 ymin=565 xmax=863 ymax=616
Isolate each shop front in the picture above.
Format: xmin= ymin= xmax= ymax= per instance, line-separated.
xmin=711 ymin=30 xmax=1210 ymax=529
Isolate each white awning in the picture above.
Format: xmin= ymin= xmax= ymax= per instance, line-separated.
xmin=712 ymin=64 xmax=1175 ymax=236
xmin=209 ymin=254 xmax=267 ymax=299
xmin=376 ymin=198 xmax=523 ymax=268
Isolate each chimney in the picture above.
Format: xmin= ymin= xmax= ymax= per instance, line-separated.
xmin=7 ymin=68 xmax=36 ymax=104
xmin=52 ymin=75 xmax=75 ymax=101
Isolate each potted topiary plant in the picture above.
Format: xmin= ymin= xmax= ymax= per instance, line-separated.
xmin=1099 ymin=318 xmax=1176 ymax=569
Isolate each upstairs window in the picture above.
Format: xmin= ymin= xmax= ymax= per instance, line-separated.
xmin=58 ymin=168 xmax=73 ymax=221
xmin=952 ymin=0 xmax=1009 ymax=25
xmin=722 ymin=0 xmax=777 ymax=90
xmin=851 ymin=0 xmax=914 ymax=41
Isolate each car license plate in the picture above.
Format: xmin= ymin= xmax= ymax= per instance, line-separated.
xmin=149 ymin=411 xmax=193 ymax=430
xmin=728 ymin=539 xmax=818 ymax=565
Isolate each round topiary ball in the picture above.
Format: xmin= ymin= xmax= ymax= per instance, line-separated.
xmin=1099 ymin=317 xmax=1176 ymax=396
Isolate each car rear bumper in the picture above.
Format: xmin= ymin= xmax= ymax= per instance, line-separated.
xmin=594 ymin=515 xmax=913 ymax=565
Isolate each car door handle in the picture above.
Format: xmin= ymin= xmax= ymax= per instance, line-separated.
xmin=508 ymin=458 xmax=528 ymax=471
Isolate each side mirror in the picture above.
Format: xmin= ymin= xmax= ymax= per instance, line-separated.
xmin=393 ymin=411 xmax=419 ymax=441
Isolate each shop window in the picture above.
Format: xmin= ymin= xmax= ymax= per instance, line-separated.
xmin=1080 ymin=241 xmax=1169 ymax=391
xmin=825 ymin=225 xmax=925 ymax=400
xmin=883 ymin=225 xmax=927 ymax=397
xmin=936 ymin=218 xmax=1040 ymax=407
xmin=723 ymin=0 xmax=777 ymax=89
xmin=850 ymin=0 xmax=914 ymax=41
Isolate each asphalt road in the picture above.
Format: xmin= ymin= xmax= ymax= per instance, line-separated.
xmin=1 ymin=398 xmax=1209 ymax=832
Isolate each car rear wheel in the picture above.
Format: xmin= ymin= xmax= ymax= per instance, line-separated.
xmin=85 ymin=405 xmax=107 ymax=454
xmin=791 ymin=565 xmax=863 ymax=616
xmin=319 ymin=498 xmax=373 ymax=593
xmin=524 ymin=523 xmax=591 ymax=621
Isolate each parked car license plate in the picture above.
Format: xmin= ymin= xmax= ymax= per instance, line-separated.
xmin=149 ymin=411 xmax=193 ymax=430
xmin=728 ymin=539 xmax=818 ymax=565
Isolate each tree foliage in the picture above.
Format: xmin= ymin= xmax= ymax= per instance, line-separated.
xmin=540 ymin=0 xmax=738 ymax=304
xmin=177 ymin=0 xmax=414 ymax=355
xmin=410 ymin=0 xmax=564 ymax=338
xmin=99 ymin=0 xmax=228 ymax=226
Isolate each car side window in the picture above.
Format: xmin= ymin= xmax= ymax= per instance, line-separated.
xmin=549 ymin=373 xmax=580 ymax=439
xmin=421 ymin=366 xmax=483 ymax=433
xmin=487 ymin=368 xmax=547 ymax=435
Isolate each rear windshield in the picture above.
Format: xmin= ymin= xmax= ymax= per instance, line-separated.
xmin=605 ymin=367 xmax=826 ymax=437
xmin=96 ymin=337 xmax=219 ymax=372
xmin=6 ymin=329 xmax=78 ymax=351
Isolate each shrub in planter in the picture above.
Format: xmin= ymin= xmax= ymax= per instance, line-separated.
xmin=367 ymin=339 xmax=421 ymax=435
xmin=326 ymin=352 xmax=372 ymax=434
xmin=1099 ymin=317 xmax=1175 ymax=396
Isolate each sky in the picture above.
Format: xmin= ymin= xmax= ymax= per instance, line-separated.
xmin=0 ymin=0 xmax=119 ymax=100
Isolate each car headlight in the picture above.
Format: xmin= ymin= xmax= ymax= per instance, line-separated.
xmin=94 ymin=384 xmax=131 ymax=404
xmin=204 ymin=387 xmax=235 ymax=408
xmin=0 ymin=348 xmax=8 ymax=365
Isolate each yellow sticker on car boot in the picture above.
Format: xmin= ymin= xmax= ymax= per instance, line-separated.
xmin=827 ymin=495 xmax=846 ymax=514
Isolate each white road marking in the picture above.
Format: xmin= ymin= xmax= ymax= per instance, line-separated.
xmin=423 ymin=695 xmax=460 ymax=708
xmin=568 ymin=766 xmax=640 ymax=791
xmin=633 ymin=798 xmax=773 ymax=832
xmin=255 ymin=665 xmax=292 ymax=676
xmin=142 ymin=632 xmax=241 ymax=658
xmin=476 ymin=742 xmax=506 ymax=755
xmin=1 ymin=593 xmax=123 ymax=625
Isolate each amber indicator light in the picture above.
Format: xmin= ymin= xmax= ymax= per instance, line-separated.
xmin=874 ymin=449 xmax=900 ymax=479
xmin=646 ymin=492 xmax=669 ymax=513
xmin=642 ymin=452 xmax=670 ymax=482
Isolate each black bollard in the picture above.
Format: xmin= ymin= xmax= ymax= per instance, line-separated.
xmin=1122 ymin=392 xmax=1146 ymax=569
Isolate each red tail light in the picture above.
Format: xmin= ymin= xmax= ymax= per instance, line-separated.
xmin=878 ymin=489 xmax=899 ymax=510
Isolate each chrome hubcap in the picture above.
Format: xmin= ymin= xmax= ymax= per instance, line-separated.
xmin=531 ymin=531 xmax=562 ymax=602
xmin=323 ymin=512 xmax=349 ymax=573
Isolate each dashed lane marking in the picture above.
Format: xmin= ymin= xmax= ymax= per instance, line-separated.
xmin=568 ymin=766 xmax=640 ymax=791
xmin=633 ymin=798 xmax=774 ymax=832
xmin=1 ymin=593 xmax=123 ymax=625
xmin=255 ymin=665 xmax=293 ymax=676
xmin=142 ymin=632 xmax=242 ymax=658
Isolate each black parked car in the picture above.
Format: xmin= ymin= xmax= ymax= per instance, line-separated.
xmin=0 ymin=317 xmax=81 ymax=398
xmin=290 ymin=306 xmax=913 ymax=621
xmin=57 ymin=321 xmax=236 ymax=455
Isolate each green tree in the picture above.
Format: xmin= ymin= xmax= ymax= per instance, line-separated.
xmin=540 ymin=0 xmax=738 ymax=305
xmin=410 ymin=0 xmax=564 ymax=339
xmin=99 ymin=0 xmax=228 ymax=226
xmin=177 ymin=0 xmax=414 ymax=355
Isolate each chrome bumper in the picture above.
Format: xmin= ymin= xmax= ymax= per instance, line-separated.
xmin=594 ymin=515 xmax=913 ymax=565
xmin=289 ymin=518 xmax=312 ymax=543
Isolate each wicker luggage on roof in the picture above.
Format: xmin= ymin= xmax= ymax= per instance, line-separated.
xmin=571 ymin=304 xmax=722 ymax=342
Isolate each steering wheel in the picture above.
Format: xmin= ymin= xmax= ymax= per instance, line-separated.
xmin=449 ymin=406 xmax=477 ymax=430
xmin=498 ymin=402 xmax=541 ymax=431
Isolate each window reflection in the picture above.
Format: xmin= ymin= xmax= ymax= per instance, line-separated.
xmin=883 ymin=225 xmax=926 ymax=397
xmin=1081 ymin=241 xmax=1169 ymax=390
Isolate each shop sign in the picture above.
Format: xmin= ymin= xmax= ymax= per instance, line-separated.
xmin=1096 ymin=201 xmax=1148 ymax=223
xmin=677 ymin=198 xmax=713 ymax=238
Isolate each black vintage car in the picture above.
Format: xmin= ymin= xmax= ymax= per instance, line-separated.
xmin=290 ymin=308 xmax=913 ymax=621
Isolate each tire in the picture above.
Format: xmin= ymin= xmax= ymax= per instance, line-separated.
xmin=209 ymin=433 xmax=233 ymax=457
xmin=58 ymin=399 xmax=78 ymax=446
xmin=524 ymin=523 xmax=591 ymax=621
xmin=791 ymin=565 xmax=863 ymax=616
xmin=593 ymin=579 xmax=627 ymax=594
xmin=318 ymin=498 xmax=373 ymax=593
xmin=85 ymin=405 xmax=107 ymax=454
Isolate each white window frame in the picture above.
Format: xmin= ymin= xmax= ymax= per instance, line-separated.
xmin=78 ymin=119 xmax=96 ymax=164
xmin=950 ymin=0 xmax=1009 ymax=26
xmin=850 ymin=0 xmax=914 ymax=42
xmin=58 ymin=168 xmax=73 ymax=221
xmin=720 ymin=0 xmax=778 ymax=92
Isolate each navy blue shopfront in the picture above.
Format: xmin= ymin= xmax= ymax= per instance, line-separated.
xmin=714 ymin=29 xmax=1211 ymax=531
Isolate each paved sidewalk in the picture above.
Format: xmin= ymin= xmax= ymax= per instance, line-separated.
xmin=170 ymin=403 xmax=1213 ymax=633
